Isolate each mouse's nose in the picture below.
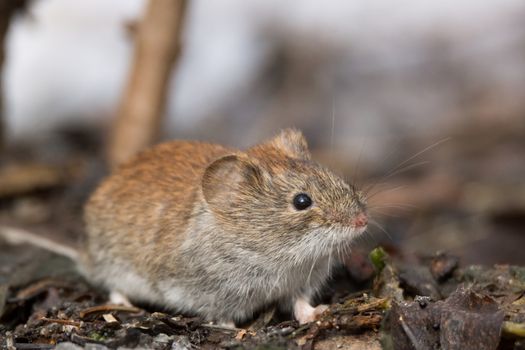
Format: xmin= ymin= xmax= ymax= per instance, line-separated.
xmin=352 ymin=212 xmax=368 ymax=228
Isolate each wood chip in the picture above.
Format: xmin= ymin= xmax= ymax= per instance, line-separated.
xmin=5 ymin=331 xmax=15 ymax=350
xmin=235 ymin=329 xmax=247 ymax=340
xmin=102 ymin=313 xmax=119 ymax=324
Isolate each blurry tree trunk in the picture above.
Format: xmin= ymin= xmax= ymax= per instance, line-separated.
xmin=108 ymin=0 xmax=187 ymax=167
xmin=0 ymin=1 xmax=26 ymax=152
xmin=0 ymin=3 xmax=8 ymax=152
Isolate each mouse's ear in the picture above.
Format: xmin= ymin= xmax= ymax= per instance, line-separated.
xmin=265 ymin=128 xmax=311 ymax=160
xmin=202 ymin=154 xmax=264 ymax=209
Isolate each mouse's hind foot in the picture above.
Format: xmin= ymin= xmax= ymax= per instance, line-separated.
xmin=109 ymin=290 xmax=133 ymax=306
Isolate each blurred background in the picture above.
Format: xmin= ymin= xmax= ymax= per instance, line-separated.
xmin=1 ymin=0 xmax=525 ymax=266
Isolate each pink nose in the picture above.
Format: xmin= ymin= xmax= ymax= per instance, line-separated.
xmin=352 ymin=212 xmax=368 ymax=228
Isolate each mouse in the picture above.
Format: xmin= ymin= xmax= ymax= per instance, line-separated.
xmin=2 ymin=128 xmax=369 ymax=325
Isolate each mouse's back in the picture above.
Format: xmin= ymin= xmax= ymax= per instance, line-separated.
xmin=83 ymin=141 xmax=233 ymax=285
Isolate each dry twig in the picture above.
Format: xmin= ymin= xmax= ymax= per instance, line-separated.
xmin=40 ymin=317 xmax=82 ymax=327
xmin=79 ymin=304 xmax=142 ymax=319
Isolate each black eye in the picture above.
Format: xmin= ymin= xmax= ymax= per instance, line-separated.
xmin=293 ymin=193 xmax=312 ymax=210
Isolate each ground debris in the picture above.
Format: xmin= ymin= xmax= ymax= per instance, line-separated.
xmin=385 ymin=287 xmax=504 ymax=350
xmin=2 ymin=240 xmax=525 ymax=349
xmin=0 ymin=272 xmax=388 ymax=349
xmin=40 ymin=317 xmax=82 ymax=327
xmin=430 ymin=252 xmax=459 ymax=282
xmin=503 ymin=321 xmax=525 ymax=338
xmin=13 ymin=278 xmax=76 ymax=301
xmin=398 ymin=265 xmax=441 ymax=300
xmin=373 ymin=264 xmax=404 ymax=302
xmin=78 ymin=304 xmax=142 ymax=319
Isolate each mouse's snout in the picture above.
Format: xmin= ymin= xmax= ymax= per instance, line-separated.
xmin=326 ymin=209 xmax=368 ymax=229
xmin=351 ymin=212 xmax=368 ymax=228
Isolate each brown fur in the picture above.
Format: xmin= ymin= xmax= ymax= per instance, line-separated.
xmin=84 ymin=141 xmax=233 ymax=275
xmin=83 ymin=129 xmax=367 ymax=324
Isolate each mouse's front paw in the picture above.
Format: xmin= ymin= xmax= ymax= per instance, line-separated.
xmin=293 ymin=298 xmax=329 ymax=324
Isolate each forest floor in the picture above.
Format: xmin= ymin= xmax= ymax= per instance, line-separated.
xmin=1 ymin=239 xmax=524 ymax=349
xmin=1 ymin=125 xmax=525 ymax=349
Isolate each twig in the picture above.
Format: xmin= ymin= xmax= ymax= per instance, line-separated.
xmin=199 ymin=323 xmax=242 ymax=333
xmin=40 ymin=317 xmax=82 ymax=327
xmin=79 ymin=304 xmax=142 ymax=319
xmin=399 ymin=316 xmax=424 ymax=350
xmin=288 ymin=323 xmax=310 ymax=339
xmin=14 ymin=278 xmax=72 ymax=300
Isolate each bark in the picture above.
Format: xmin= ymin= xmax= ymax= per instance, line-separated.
xmin=108 ymin=0 xmax=187 ymax=167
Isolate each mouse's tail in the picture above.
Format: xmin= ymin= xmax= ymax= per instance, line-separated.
xmin=0 ymin=226 xmax=80 ymax=261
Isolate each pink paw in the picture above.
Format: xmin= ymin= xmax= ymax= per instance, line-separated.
xmin=109 ymin=290 xmax=133 ymax=306
xmin=293 ymin=298 xmax=329 ymax=324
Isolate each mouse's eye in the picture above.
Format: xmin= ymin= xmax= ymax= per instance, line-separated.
xmin=293 ymin=193 xmax=312 ymax=210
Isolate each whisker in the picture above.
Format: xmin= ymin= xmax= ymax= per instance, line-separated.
xmin=306 ymin=236 xmax=326 ymax=285
xmin=335 ymin=231 xmax=341 ymax=260
xmin=368 ymin=210 xmax=403 ymax=218
xmin=369 ymin=220 xmax=393 ymax=241
xmin=369 ymin=208 xmax=413 ymax=216
xmin=363 ymin=137 xmax=450 ymax=196
xmin=327 ymin=232 xmax=335 ymax=277
xmin=306 ymin=255 xmax=316 ymax=285
xmin=360 ymin=232 xmax=378 ymax=248
xmin=330 ymin=96 xmax=336 ymax=154
xmin=364 ymin=160 xmax=429 ymax=196
xmin=366 ymin=184 xmax=406 ymax=202
xmin=351 ymin=137 xmax=367 ymax=189
xmin=383 ymin=137 xmax=450 ymax=178
xmin=354 ymin=226 xmax=376 ymax=247
xmin=368 ymin=202 xmax=416 ymax=209
xmin=379 ymin=160 xmax=430 ymax=182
